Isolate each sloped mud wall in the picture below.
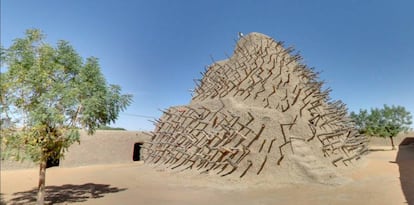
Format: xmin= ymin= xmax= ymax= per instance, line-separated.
xmin=144 ymin=33 xmax=368 ymax=184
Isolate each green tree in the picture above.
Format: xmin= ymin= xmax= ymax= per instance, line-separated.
xmin=0 ymin=29 xmax=132 ymax=205
xmin=350 ymin=105 xmax=412 ymax=150
xmin=97 ymin=125 xmax=126 ymax=130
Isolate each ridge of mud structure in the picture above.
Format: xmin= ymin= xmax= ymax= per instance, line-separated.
xmin=143 ymin=32 xmax=368 ymax=185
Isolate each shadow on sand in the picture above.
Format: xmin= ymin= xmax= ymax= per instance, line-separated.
xmin=1 ymin=193 xmax=6 ymax=205
xmin=396 ymin=138 xmax=414 ymax=205
xmin=8 ymin=183 xmax=127 ymax=205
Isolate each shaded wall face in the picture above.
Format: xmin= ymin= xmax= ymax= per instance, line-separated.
xmin=396 ymin=144 xmax=414 ymax=205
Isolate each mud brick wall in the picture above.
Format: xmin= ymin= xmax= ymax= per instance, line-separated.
xmin=60 ymin=131 xmax=150 ymax=167
xmin=144 ymin=33 xmax=368 ymax=183
xmin=2 ymin=131 xmax=151 ymax=170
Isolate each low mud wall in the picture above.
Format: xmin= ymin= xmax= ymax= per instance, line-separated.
xmin=1 ymin=130 xmax=151 ymax=170
xmin=368 ymin=131 xmax=414 ymax=147
xmin=60 ymin=130 xmax=150 ymax=167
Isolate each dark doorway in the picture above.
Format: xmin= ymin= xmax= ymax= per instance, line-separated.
xmin=133 ymin=142 xmax=143 ymax=161
xmin=46 ymin=157 xmax=60 ymax=168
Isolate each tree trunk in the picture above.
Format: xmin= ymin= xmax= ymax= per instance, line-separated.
xmin=389 ymin=136 xmax=396 ymax=150
xmin=37 ymin=158 xmax=47 ymax=205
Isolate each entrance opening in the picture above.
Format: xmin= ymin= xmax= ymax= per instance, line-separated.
xmin=133 ymin=142 xmax=143 ymax=161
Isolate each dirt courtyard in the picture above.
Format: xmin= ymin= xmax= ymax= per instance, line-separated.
xmin=1 ymin=145 xmax=413 ymax=205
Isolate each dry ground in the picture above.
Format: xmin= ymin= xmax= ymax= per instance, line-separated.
xmin=1 ymin=145 xmax=413 ymax=205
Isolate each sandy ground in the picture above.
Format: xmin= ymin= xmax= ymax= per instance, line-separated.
xmin=1 ymin=145 xmax=413 ymax=205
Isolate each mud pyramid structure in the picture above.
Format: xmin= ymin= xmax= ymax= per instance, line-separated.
xmin=144 ymin=33 xmax=368 ymax=184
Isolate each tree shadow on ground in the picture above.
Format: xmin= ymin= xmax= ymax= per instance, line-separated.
xmin=1 ymin=193 xmax=6 ymax=205
xmin=395 ymin=138 xmax=414 ymax=205
xmin=8 ymin=183 xmax=127 ymax=205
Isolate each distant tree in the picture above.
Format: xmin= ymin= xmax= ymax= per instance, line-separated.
xmin=97 ymin=125 xmax=126 ymax=130
xmin=0 ymin=29 xmax=132 ymax=205
xmin=350 ymin=105 xmax=412 ymax=150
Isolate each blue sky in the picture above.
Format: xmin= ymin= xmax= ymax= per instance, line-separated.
xmin=1 ymin=0 xmax=413 ymax=130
